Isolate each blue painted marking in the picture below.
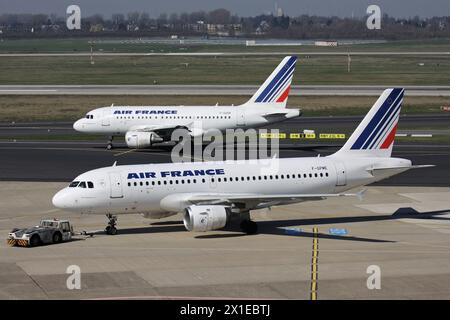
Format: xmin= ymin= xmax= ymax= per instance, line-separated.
xmin=284 ymin=227 xmax=303 ymax=235
xmin=328 ymin=228 xmax=348 ymax=235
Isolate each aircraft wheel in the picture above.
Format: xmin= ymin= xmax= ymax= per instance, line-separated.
xmin=105 ymin=226 xmax=117 ymax=235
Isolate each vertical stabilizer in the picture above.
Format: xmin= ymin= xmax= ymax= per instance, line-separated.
xmin=333 ymin=88 xmax=404 ymax=158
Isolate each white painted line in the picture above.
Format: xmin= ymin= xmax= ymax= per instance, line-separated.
xmin=411 ymin=134 xmax=433 ymax=138
xmin=0 ymin=90 xmax=58 ymax=92
xmin=396 ymin=133 xmax=408 ymax=137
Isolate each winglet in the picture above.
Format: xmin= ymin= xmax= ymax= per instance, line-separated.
xmin=112 ymin=161 xmax=117 ymax=167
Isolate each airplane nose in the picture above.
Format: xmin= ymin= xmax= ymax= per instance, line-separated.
xmin=52 ymin=189 xmax=71 ymax=209
xmin=73 ymin=119 xmax=84 ymax=132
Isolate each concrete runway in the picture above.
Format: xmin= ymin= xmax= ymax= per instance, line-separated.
xmin=1 ymin=114 xmax=449 ymax=137
xmin=1 ymin=182 xmax=449 ymax=299
xmin=1 ymin=85 xmax=450 ymax=96
xmin=1 ymin=51 xmax=449 ymax=57
xmin=0 ymin=115 xmax=448 ymax=185
xmin=0 ymin=140 xmax=447 ymax=187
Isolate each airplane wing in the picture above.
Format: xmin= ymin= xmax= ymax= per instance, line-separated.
xmin=161 ymin=190 xmax=365 ymax=212
xmin=129 ymin=124 xmax=191 ymax=139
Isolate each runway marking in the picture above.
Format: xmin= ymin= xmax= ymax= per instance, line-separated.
xmin=310 ymin=227 xmax=319 ymax=300
xmin=114 ymin=149 xmax=137 ymax=157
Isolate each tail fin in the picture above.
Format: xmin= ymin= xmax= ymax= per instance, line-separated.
xmin=244 ymin=56 xmax=297 ymax=108
xmin=333 ymin=88 xmax=404 ymax=158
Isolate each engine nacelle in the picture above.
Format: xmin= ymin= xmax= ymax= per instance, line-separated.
xmin=125 ymin=131 xmax=163 ymax=149
xmin=183 ymin=205 xmax=229 ymax=232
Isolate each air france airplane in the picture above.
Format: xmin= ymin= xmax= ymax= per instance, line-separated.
xmin=53 ymin=88 xmax=432 ymax=235
xmin=73 ymin=56 xmax=301 ymax=149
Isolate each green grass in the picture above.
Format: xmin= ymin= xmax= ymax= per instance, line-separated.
xmin=0 ymin=55 xmax=450 ymax=85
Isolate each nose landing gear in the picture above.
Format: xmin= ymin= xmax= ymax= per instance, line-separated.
xmin=105 ymin=214 xmax=118 ymax=235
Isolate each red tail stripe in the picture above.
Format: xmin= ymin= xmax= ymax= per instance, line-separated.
xmin=380 ymin=123 xmax=398 ymax=149
xmin=276 ymin=85 xmax=291 ymax=103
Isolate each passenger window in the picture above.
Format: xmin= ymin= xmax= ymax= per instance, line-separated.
xmin=326 ymin=172 xmax=329 ymax=177
xmin=314 ymin=173 xmax=318 ymax=178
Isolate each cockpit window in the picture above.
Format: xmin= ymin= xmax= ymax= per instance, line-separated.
xmin=85 ymin=114 xmax=94 ymax=119
xmin=87 ymin=181 xmax=94 ymax=188
xmin=69 ymin=181 xmax=79 ymax=188
xmin=78 ymin=181 xmax=86 ymax=188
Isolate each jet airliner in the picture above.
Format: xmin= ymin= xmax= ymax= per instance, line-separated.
xmin=53 ymin=88 xmax=432 ymax=235
xmin=73 ymin=56 xmax=301 ymax=149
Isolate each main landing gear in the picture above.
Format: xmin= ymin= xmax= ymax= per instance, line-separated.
xmin=105 ymin=214 xmax=118 ymax=235
xmin=106 ymin=136 xmax=114 ymax=150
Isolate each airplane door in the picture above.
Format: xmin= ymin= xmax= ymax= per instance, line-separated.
xmin=237 ymin=108 xmax=245 ymax=126
xmin=334 ymin=162 xmax=347 ymax=186
xmin=109 ymin=172 xmax=124 ymax=198
xmin=102 ymin=109 xmax=110 ymax=126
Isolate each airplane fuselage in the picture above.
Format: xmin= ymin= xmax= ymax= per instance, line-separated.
xmin=73 ymin=105 xmax=300 ymax=136
xmin=52 ymin=156 xmax=411 ymax=218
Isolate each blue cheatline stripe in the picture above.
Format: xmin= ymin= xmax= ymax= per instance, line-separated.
xmin=351 ymin=88 xmax=403 ymax=150
xmin=362 ymin=89 xmax=404 ymax=149
xmin=255 ymin=56 xmax=297 ymax=102
xmin=369 ymin=96 xmax=403 ymax=149
xmin=265 ymin=67 xmax=295 ymax=102
xmin=263 ymin=63 xmax=296 ymax=102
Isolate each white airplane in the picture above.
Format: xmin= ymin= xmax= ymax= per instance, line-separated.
xmin=53 ymin=88 xmax=432 ymax=235
xmin=73 ymin=56 xmax=301 ymax=149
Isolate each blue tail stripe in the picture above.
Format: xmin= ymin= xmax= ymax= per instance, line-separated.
xmin=368 ymin=96 xmax=403 ymax=149
xmin=255 ymin=56 xmax=297 ymax=103
xmin=262 ymin=63 xmax=296 ymax=102
xmin=351 ymin=88 xmax=403 ymax=150
xmin=264 ymin=67 xmax=295 ymax=102
xmin=257 ymin=57 xmax=296 ymax=102
xmin=362 ymin=90 xmax=403 ymax=149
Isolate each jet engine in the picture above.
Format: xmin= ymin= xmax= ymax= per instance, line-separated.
xmin=125 ymin=131 xmax=163 ymax=149
xmin=183 ymin=205 xmax=229 ymax=232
